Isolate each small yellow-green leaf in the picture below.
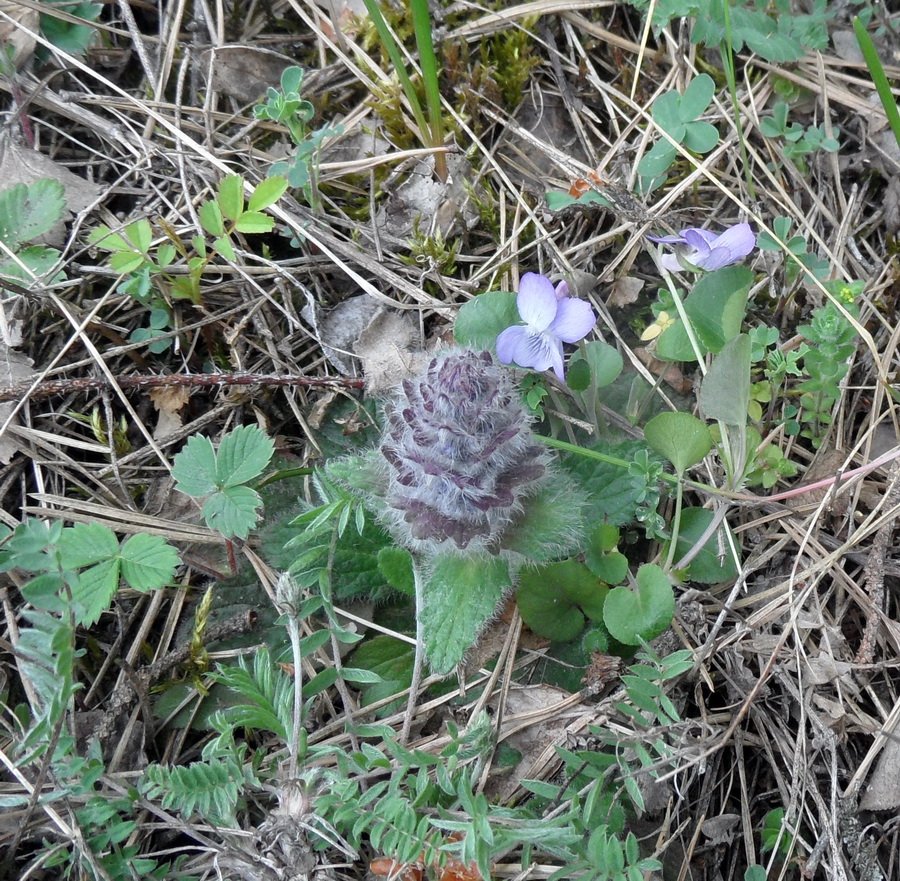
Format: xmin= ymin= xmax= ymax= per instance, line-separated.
xmin=124 ymin=219 xmax=153 ymax=254
xmin=109 ymin=251 xmax=145 ymax=274
xmin=217 ymin=173 xmax=245 ymax=221
xmin=198 ymin=199 xmax=224 ymax=237
xmin=156 ymin=242 xmax=176 ymax=268
xmin=213 ymin=235 xmax=236 ymax=261
xmin=248 ymin=175 xmax=289 ymax=211
xmin=234 ymin=211 xmax=274 ymax=234
xmin=89 ymin=225 xmax=130 ymax=252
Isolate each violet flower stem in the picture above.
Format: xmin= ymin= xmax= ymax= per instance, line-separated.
xmin=401 ymin=555 xmax=426 ymax=745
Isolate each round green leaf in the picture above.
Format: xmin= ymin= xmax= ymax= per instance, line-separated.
xmin=453 ymin=291 xmax=519 ymax=351
xmin=679 ymin=74 xmax=715 ymax=120
xmin=603 ymin=563 xmax=674 ymax=645
xmin=665 ymin=507 xmax=739 ymax=584
xmin=377 ymin=546 xmax=415 ymax=597
xmin=517 ymin=566 xmax=585 ymax=643
xmin=644 ymin=411 xmax=712 ymax=474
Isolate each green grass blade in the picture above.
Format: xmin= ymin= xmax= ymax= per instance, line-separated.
xmin=853 ymin=16 xmax=900 ymax=153
xmin=409 ymin=0 xmax=447 ymax=180
xmin=359 ymin=0 xmax=431 ymax=153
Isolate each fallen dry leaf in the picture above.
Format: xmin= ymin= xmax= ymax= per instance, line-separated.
xmin=202 ymin=45 xmax=296 ymax=104
xmin=860 ymin=736 xmax=900 ymax=811
xmin=150 ymin=385 xmax=190 ymax=440
xmin=0 ymin=341 xmax=35 ymax=463
xmin=0 ymin=0 xmax=39 ymax=70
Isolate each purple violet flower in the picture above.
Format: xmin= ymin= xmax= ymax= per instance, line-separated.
xmin=496 ymin=273 xmax=596 ymax=382
xmin=648 ymin=223 xmax=756 ymax=272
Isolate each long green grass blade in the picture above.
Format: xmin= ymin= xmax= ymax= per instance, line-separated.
xmin=360 ymin=0 xmax=431 ymax=154
xmin=853 ymin=16 xmax=900 ymax=154
xmin=409 ymin=0 xmax=447 ymax=180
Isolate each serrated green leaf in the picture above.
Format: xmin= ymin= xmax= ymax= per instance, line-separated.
xmin=73 ymin=559 xmax=120 ymax=626
xmin=88 ymin=225 xmax=130 ymax=252
xmin=215 ymin=424 xmax=275 ymax=487
xmin=248 ymin=176 xmax=289 ymax=211
xmin=0 ymin=180 xmax=66 ymax=247
xmin=58 ymin=522 xmax=120 ymax=569
xmin=422 ymin=553 xmax=511 ymax=674
xmin=213 ymin=235 xmax=236 ymax=261
xmin=20 ymin=572 xmax=67 ymax=612
xmin=217 ymin=174 xmax=244 ymax=221
xmin=108 ymin=251 xmax=145 ymax=274
xmin=202 ymin=485 xmax=263 ymax=539
xmin=234 ymin=211 xmax=275 ymax=234
xmin=119 ymin=533 xmax=179 ymax=591
xmin=124 ymin=219 xmax=153 ymax=254
xmin=198 ymin=199 xmax=225 ymax=237
xmin=172 ymin=434 xmax=219 ymax=497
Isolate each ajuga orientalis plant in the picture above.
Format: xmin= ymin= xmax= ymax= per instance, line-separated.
xmin=327 ymin=347 xmax=585 ymax=731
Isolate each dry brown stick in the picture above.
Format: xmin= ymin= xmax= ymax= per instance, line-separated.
xmin=855 ymin=460 xmax=900 ymax=665
xmin=0 ymin=372 xmax=365 ymax=403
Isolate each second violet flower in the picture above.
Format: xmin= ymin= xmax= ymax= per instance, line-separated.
xmin=648 ymin=223 xmax=756 ymax=272
xmin=496 ymin=272 xmax=596 ymax=383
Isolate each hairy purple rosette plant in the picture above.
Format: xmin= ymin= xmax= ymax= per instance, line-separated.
xmin=326 ymin=347 xmax=585 ymax=736
xmin=381 ymin=348 xmax=551 ymax=554
xmin=648 ymin=223 xmax=756 ymax=272
xmin=496 ymin=272 xmax=596 ymax=382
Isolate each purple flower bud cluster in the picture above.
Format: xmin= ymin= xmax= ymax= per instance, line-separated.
xmin=381 ymin=348 xmax=549 ymax=553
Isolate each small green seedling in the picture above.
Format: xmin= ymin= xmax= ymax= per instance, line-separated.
xmin=254 ymin=66 xmax=342 ymax=205
xmin=89 ymin=174 xmax=287 ymax=345
xmin=638 ymin=74 xmax=720 ymax=190
xmin=760 ymin=102 xmax=839 ymax=174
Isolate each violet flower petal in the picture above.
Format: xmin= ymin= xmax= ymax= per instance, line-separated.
xmin=548 ymin=297 xmax=597 ymax=343
xmin=516 ymin=272 xmax=558 ymax=331
xmin=496 ymin=325 xmax=527 ymax=366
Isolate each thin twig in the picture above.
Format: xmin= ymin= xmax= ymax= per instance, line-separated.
xmin=0 ymin=372 xmax=364 ymax=403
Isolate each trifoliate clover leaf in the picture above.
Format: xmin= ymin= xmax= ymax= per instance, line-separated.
xmin=172 ymin=426 xmax=274 ymax=539
xmin=56 ymin=523 xmax=178 ymax=626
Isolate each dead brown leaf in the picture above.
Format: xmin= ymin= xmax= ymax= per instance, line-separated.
xmin=202 ymin=45 xmax=296 ymax=104
xmin=860 ymin=736 xmax=900 ymax=811
xmin=0 ymin=340 xmax=35 ymax=463
xmin=0 ymin=0 xmax=39 ymax=70
xmin=150 ymin=385 xmax=190 ymax=440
